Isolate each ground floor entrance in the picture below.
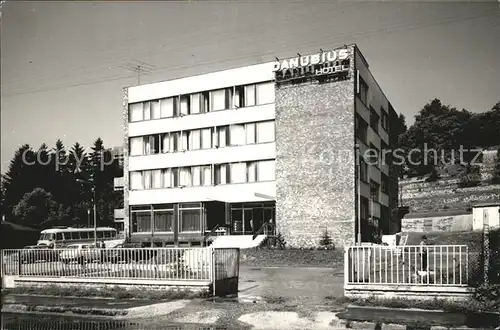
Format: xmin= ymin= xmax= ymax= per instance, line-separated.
xmin=230 ymin=202 xmax=275 ymax=235
xmin=128 ymin=200 xmax=275 ymax=246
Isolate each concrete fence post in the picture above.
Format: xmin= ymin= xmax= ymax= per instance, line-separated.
xmin=483 ymin=223 xmax=490 ymax=285
xmin=17 ymin=250 xmax=21 ymax=276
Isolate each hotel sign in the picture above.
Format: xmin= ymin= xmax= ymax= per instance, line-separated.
xmin=272 ymin=48 xmax=351 ymax=83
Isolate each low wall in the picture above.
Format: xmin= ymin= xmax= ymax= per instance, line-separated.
xmin=402 ymin=214 xmax=473 ymax=232
xmin=2 ymin=275 xmax=238 ymax=297
xmin=345 ymin=284 xmax=473 ymax=301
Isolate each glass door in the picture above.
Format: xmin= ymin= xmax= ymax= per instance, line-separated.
xmin=231 ymin=209 xmax=243 ymax=234
xmin=243 ymin=208 xmax=253 ymax=235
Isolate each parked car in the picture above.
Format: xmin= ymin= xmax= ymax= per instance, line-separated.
xmin=103 ymin=243 xmax=158 ymax=264
xmin=59 ymin=244 xmax=101 ymax=264
xmin=20 ymin=245 xmax=59 ymax=264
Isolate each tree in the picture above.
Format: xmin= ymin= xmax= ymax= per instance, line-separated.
xmin=398 ymin=99 xmax=473 ymax=177
xmin=3 ymin=145 xmax=37 ymax=222
xmin=319 ymin=228 xmax=334 ymax=249
xmin=492 ymin=149 xmax=500 ymax=184
xmin=87 ymin=139 xmax=118 ymax=227
xmin=33 ymin=143 xmax=56 ymax=193
xmin=13 ymin=188 xmax=58 ymax=228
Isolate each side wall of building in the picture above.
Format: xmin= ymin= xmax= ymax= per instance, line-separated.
xmin=354 ymin=46 xmax=399 ymax=235
xmin=122 ymin=88 xmax=130 ymax=238
xmin=275 ymin=46 xmax=357 ymax=248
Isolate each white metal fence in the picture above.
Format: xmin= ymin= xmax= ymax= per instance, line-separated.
xmin=345 ymin=245 xmax=469 ymax=286
xmin=1 ymin=247 xmax=239 ymax=282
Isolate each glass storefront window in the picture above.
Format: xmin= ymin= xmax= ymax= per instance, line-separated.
xmin=180 ymin=209 xmax=201 ymax=232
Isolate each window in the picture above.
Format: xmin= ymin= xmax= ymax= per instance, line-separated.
xmin=201 ymin=165 xmax=212 ymax=186
xmin=172 ymin=168 xmax=179 ymax=187
xmin=143 ymin=170 xmax=152 ymax=189
xmin=381 ymin=141 xmax=391 ymax=166
xmin=151 ymin=100 xmax=161 ymax=119
xmin=370 ymin=107 xmax=379 ymax=134
xmin=201 ymin=128 xmax=212 ymax=149
xmin=130 ymin=137 xmax=143 ymax=156
xmin=256 ymin=82 xmax=275 ymax=104
xmin=246 ymin=123 xmax=256 ymax=144
xmin=192 ymin=166 xmax=201 ymax=186
xmin=160 ymin=97 xmax=176 ymax=118
xmin=381 ymin=173 xmax=389 ymax=194
xmin=88 ymin=231 xmax=94 ymax=239
xmin=359 ymin=157 xmax=368 ymax=183
xmin=171 ymin=132 xmax=180 ymax=152
xmin=181 ymin=131 xmax=190 ymax=151
xmin=190 ymin=93 xmax=201 ymax=114
xmin=154 ymin=208 xmax=173 ymax=232
xmin=256 ymin=121 xmax=275 ymax=143
xmin=144 ymin=135 xmax=160 ymax=155
xmin=380 ymin=107 xmax=389 ymax=131
xmin=358 ymin=76 xmax=368 ymax=105
xmin=370 ymin=180 xmax=380 ymax=202
xmin=129 ymin=103 xmax=143 ymax=122
xmin=132 ymin=210 xmax=151 ymax=233
xmin=152 ymin=170 xmax=162 ymax=189
xmin=355 ymin=115 xmax=368 ymax=144
xmin=179 ymin=209 xmax=201 ymax=232
xmin=247 ymin=161 xmax=257 ymax=182
xmin=80 ymin=231 xmax=89 ymax=239
xmin=360 ymin=196 xmax=369 ymax=221
xmin=230 ymin=163 xmax=247 ymax=183
xmin=368 ymin=143 xmax=380 ymax=167
xmin=143 ymin=101 xmax=151 ymax=121
xmin=56 ymin=233 xmax=63 ymax=240
xmin=180 ymin=95 xmax=190 ymax=116
xmin=216 ymin=126 xmax=228 ymax=148
xmin=130 ymin=171 xmax=143 ymax=190
xmin=215 ymin=164 xmax=229 ymax=185
xmin=191 ymin=129 xmax=201 ymax=150
xmin=96 ymin=231 xmax=105 ymax=239
xmin=210 ymin=88 xmax=231 ymax=111
xmin=258 ymin=160 xmax=276 ymax=181
xmin=161 ymin=133 xmax=170 ymax=153
xmin=230 ymin=124 xmax=246 ymax=146
xmin=162 ymin=169 xmax=172 ymax=188
xmin=180 ymin=167 xmax=192 ymax=187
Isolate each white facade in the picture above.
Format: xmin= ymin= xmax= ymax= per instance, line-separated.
xmin=126 ymin=62 xmax=277 ymax=207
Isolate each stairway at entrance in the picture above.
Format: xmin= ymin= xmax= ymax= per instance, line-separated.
xmin=209 ymin=235 xmax=267 ymax=249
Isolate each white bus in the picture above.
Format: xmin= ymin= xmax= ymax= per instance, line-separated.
xmin=37 ymin=227 xmax=124 ymax=248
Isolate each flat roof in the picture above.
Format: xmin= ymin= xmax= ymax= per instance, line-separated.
xmin=473 ymin=202 xmax=500 ymax=208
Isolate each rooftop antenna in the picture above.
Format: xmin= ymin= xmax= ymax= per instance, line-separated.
xmin=120 ymin=60 xmax=156 ymax=85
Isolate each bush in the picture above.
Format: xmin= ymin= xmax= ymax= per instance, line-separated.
xmin=318 ymin=229 xmax=335 ymax=250
xmin=265 ymin=232 xmax=287 ymax=250
xmin=458 ymin=165 xmax=481 ymax=188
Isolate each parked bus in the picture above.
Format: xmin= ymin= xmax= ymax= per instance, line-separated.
xmin=37 ymin=227 xmax=124 ymax=248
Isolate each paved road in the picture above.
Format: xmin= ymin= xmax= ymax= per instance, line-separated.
xmin=238 ymin=265 xmax=344 ymax=303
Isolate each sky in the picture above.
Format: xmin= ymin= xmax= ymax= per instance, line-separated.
xmin=1 ymin=0 xmax=499 ymax=174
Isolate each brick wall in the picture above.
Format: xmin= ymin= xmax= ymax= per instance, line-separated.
xmin=275 ymin=50 xmax=356 ymax=248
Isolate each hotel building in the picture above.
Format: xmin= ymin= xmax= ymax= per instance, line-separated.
xmin=121 ymin=44 xmax=400 ymax=248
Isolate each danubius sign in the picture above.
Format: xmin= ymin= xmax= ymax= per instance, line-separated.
xmin=273 ymin=48 xmax=351 ymax=83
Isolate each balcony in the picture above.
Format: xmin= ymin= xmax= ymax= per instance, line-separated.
xmin=114 ymin=208 xmax=125 ymax=220
xmin=114 ymin=177 xmax=124 ymax=190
